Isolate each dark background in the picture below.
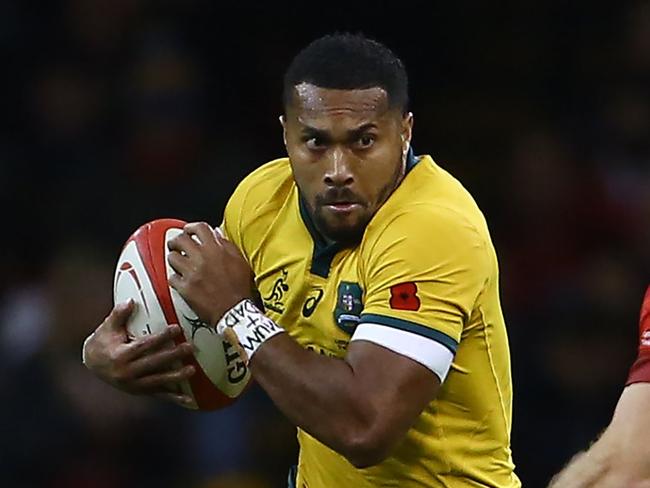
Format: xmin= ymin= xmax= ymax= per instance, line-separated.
xmin=1 ymin=1 xmax=649 ymax=487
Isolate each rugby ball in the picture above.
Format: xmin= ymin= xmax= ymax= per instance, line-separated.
xmin=113 ymin=218 xmax=251 ymax=410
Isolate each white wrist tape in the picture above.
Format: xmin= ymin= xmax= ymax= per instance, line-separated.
xmin=216 ymin=299 xmax=285 ymax=363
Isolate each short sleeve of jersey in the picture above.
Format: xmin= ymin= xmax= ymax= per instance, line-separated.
xmin=627 ymin=285 xmax=650 ymax=385
xmin=358 ymin=204 xmax=491 ymax=355
xmin=219 ymin=180 xmax=249 ymax=254
xmin=218 ymin=158 xmax=293 ymax=265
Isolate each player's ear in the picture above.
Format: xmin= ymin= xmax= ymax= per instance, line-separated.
xmin=401 ymin=112 xmax=414 ymax=155
xmin=279 ymin=115 xmax=288 ymax=148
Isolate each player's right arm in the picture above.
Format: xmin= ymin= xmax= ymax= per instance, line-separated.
xmin=549 ymin=286 xmax=650 ymax=488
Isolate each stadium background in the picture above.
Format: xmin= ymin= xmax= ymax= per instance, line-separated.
xmin=1 ymin=1 xmax=649 ymax=486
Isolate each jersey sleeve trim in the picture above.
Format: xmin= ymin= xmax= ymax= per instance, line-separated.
xmin=627 ymin=353 xmax=650 ymax=385
xmin=359 ymin=313 xmax=458 ymax=354
xmin=351 ymin=322 xmax=454 ymax=382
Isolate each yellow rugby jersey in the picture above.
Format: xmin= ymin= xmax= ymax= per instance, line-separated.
xmin=221 ymin=153 xmax=520 ymax=488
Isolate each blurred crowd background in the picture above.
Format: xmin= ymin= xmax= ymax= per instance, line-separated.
xmin=1 ymin=1 xmax=649 ymax=487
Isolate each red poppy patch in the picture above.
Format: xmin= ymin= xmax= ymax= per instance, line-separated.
xmin=389 ymin=282 xmax=421 ymax=311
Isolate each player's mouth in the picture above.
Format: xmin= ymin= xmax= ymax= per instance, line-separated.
xmin=315 ymin=188 xmax=366 ymax=216
xmin=325 ymin=202 xmax=361 ymax=212
xmin=323 ymin=201 xmax=363 ymax=214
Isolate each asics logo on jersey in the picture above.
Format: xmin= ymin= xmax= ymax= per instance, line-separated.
xmin=263 ymin=268 xmax=289 ymax=313
xmin=302 ymin=289 xmax=324 ymax=317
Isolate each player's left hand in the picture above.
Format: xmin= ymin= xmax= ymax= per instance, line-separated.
xmin=167 ymin=222 xmax=253 ymax=326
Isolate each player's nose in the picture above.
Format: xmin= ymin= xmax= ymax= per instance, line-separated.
xmin=323 ymin=147 xmax=354 ymax=187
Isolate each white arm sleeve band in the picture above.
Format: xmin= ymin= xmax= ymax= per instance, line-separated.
xmin=350 ymin=323 xmax=455 ymax=382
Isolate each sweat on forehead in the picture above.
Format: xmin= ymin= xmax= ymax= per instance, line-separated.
xmin=289 ymin=83 xmax=391 ymax=115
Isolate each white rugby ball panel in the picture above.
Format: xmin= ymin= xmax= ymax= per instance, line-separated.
xmin=114 ymin=240 xmax=167 ymax=338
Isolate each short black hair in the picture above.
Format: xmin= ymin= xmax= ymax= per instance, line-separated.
xmin=283 ymin=33 xmax=408 ymax=114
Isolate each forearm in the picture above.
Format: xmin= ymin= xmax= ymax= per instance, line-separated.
xmin=250 ymin=334 xmax=379 ymax=466
xmin=552 ymin=384 xmax=650 ymax=488
xmin=549 ymin=427 xmax=650 ymax=488
xmin=549 ymin=449 xmax=611 ymax=488
xmin=219 ymin=300 xmax=436 ymax=467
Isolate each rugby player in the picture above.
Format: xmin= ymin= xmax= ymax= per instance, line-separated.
xmin=83 ymin=33 xmax=521 ymax=487
xmin=549 ymin=285 xmax=650 ymax=488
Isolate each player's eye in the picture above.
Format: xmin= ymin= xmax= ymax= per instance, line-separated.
xmin=356 ymin=134 xmax=376 ymax=149
xmin=305 ymin=137 xmax=327 ymax=150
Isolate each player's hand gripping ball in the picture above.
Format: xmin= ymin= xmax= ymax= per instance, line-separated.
xmin=113 ymin=219 xmax=251 ymax=410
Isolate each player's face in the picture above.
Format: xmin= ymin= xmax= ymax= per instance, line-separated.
xmin=282 ymin=83 xmax=413 ymax=244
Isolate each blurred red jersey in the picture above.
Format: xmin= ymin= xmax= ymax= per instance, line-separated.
xmin=627 ymin=286 xmax=650 ymax=385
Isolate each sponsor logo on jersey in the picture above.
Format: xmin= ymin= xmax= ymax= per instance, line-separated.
xmin=302 ymin=289 xmax=324 ymax=318
xmin=263 ymin=268 xmax=289 ymax=313
xmin=389 ymin=282 xmax=421 ymax=311
xmin=334 ymin=282 xmax=363 ymax=334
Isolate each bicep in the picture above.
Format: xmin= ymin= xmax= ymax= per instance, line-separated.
xmin=345 ymin=340 xmax=441 ymax=445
